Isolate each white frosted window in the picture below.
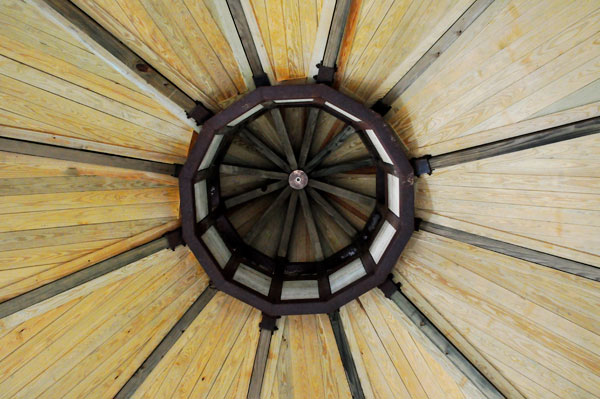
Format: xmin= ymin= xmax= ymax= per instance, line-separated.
xmin=281 ymin=280 xmax=319 ymax=300
xmin=329 ymin=259 xmax=367 ymax=293
xmin=387 ymin=174 xmax=400 ymax=217
xmin=201 ymin=226 xmax=230 ymax=268
xmin=369 ymin=221 xmax=395 ymax=263
xmin=274 ymin=98 xmax=314 ymax=103
xmin=365 ymin=129 xmax=392 ymax=164
xmin=324 ymin=101 xmax=361 ymax=122
xmin=199 ymin=134 xmax=223 ymax=170
xmin=194 ymin=180 xmax=208 ymax=222
xmin=233 ymin=264 xmax=271 ymax=296
xmin=227 ymin=104 xmax=264 ymax=126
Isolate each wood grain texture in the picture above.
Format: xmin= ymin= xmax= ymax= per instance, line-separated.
xmin=0 ymin=151 xmax=179 ymax=302
xmin=416 ymin=134 xmax=600 ymax=267
xmin=71 ymin=0 xmax=250 ymax=109
xmin=0 ymin=0 xmax=194 ymax=163
xmin=387 ymin=0 xmax=600 ymax=156
xmin=340 ymin=289 xmax=483 ymax=399
xmin=393 ymin=231 xmax=600 ymax=399
xmin=261 ymin=314 xmax=352 ymax=399
xmin=0 ymin=246 xmax=209 ymax=399
xmin=130 ymin=291 xmax=261 ymax=399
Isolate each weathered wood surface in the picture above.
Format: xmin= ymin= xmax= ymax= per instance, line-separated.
xmin=340 ymin=290 xmax=484 ymax=399
xmin=386 ymin=1 xmax=600 ymax=156
xmin=329 ymin=310 xmax=365 ymax=399
xmin=0 ymin=247 xmax=209 ymax=398
xmin=394 ymin=231 xmax=600 ymax=399
xmin=247 ymin=327 xmax=272 ymax=399
xmin=115 ymin=286 xmax=218 ymax=399
xmin=416 ymin=134 xmax=600 ymax=267
xmin=261 ymin=314 xmax=352 ymax=399
xmin=130 ymin=292 xmax=261 ymax=398
xmin=0 ymin=152 xmax=179 ymax=302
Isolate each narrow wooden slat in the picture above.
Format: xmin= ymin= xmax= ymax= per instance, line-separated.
xmin=312 ymin=158 xmax=374 ymax=177
xmin=322 ymin=0 xmax=352 ymax=68
xmin=0 ymin=236 xmax=172 ymax=318
xmin=29 ymin=0 xmax=200 ymax=127
xmin=245 ymin=188 xmax=292 ymax=243
xmin=278 ymin=191 xmax=299 ymax=258
xmin=114 ymin=286 xmax=218 ymax=399
xmin=220 ymin=164 xmax=287 ymax=179
xmin=0 ymin=137 xmax=177 ymax=174
xmin=305 ymin=126 xmax=356 ymax=172
xmin=385 ymin=288 xmax=505 ymax=399
xmin=419 ymin=221 xmax=600 ymax=282
xmin=309 ymin=179 xmax=376 ymax=207
xmin=224 ymin=180 xmax=287 ymax=208
xmin=428 ymin=116 xmax=600 ymax=169
xmin=299 ymin=108 xmax=320 ymax=167
xmin=381 ymin=0 xmax=495 ymax=106
xmin=271 ymin=108 xmax=298 ymax=169
xmin=308 ymin=187 xmax=357 ymax=236
xmin=299 ymin=190 xmax=324 ymax=261
xmin=329 ymin=310 xmax=365 ymax=399
xmin=247 ymin=328 xmax=272 ymax=399
xmin=240 ymin=129 xmax=290 ymax=172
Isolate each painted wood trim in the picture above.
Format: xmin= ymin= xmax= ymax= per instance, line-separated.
xmin=385 ymin=288 xmax=505 ymax=399
xmin=0 ymin=137 xmax=178 ymax=174
xmin=329 ymin=310 xmax=365 ymax=399
xmin=114 ymin=286 xmax=218 ymax=399
xmin=428 ymin=116 xmax=600 ymax=169
xmin=419 ymin=221 xmax=600 ymax=282
xmin=247 ymin=327 xmax=272 ymax=399
xmin=0 ymin=236 xmax=172 ymax=318
xmin=381 ymin=0 xmax=495 ymax=107
xmin=27 ymin=0 xmax=201 ymax=128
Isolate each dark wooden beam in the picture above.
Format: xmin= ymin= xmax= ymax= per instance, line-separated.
xmin=379 ymin=280 xmax=505 ymax=399
xmin=270 ymin=109 xmax=298 ymax=170
xmin=309 ymin=179 xmax=376 ymax=208
xmin=311 ymin=158 xmax=374 ymax=178
xmin=375 ymin=0 xmax=494 ymax=114
xmin=305 ymin=126 xmax=356 ymax=172
xmin=0 ymin=137 xmax=177 ymax=174
xmin=317 ymin=0 xmax=352 ymax=84
xmin=0 ymin=233 xmax=179 ymax=319
xmin=308 ymin=187 xmax=357 ymax=236
xmin=224 ymin=180 xmax=287 ymax=208
xmin=115 ymin=286 xmax=217 ymax=399
xmin=427 ymin=116 xmax=600 ymax=169
xmin=419 ymin=221 xmax=600 ymax=282
xmin=299 ymin=190 xmax=324 ymax=261
xmin=329 ymin=310 xmax=365 ymax=399
xmin=220 ymin=164 xmax=288 ymax=179
xmin=299 ymin=108 xmax=320 ymax=167
xmin=277 ymin=191 xmax=299 ymax=258
xmin=226 ymin=0 xmax=270 ymax=86
xmin=247 ymin=325 xmax=274 ymax=399
xmin=245 ymin=188 xmax=292 ymax=243
xmin=240 ymin=129 xmax=291 ymax=172
xmin=32 ymin=0 xmax=210 ymax=125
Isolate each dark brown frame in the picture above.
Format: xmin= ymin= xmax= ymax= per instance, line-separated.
xmin=179 ymin=84 xmax=414 ymax=315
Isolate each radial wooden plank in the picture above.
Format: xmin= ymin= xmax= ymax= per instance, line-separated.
xmin=416 ymin=134 xmax=600 ymax=267
xmin=394 ymin=231 xmax=600 ymax=399
xmin=0 ymin=247 xmax=209 ymax=399
xmin=0 ymin=151 xmax=180 ymax=302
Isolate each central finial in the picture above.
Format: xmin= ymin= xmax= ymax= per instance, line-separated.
xmin=288 ymin=169 xmax=308 ymax=190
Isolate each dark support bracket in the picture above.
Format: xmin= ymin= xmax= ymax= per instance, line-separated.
xmin=186 ymin=102 xmax=213 ymax=125
xmin=410 ymin=155 xmax=432 ymax=177
xmin=253 ymin=73 xmax=271 ymax=87
xmin=329 ymin=310 xmax=365 ymax=399
xmin=378 ymin=275 xmax=505 ymax=399
xmin=259 ymin=313 xmax=279 ymax=331
xmin=315 ymin=63 xmax=337 ymax=85
xmin=164 ymin=228 xmax=184 ymax=250
xmin=371 ymin=100 xmax=392 ymax=116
